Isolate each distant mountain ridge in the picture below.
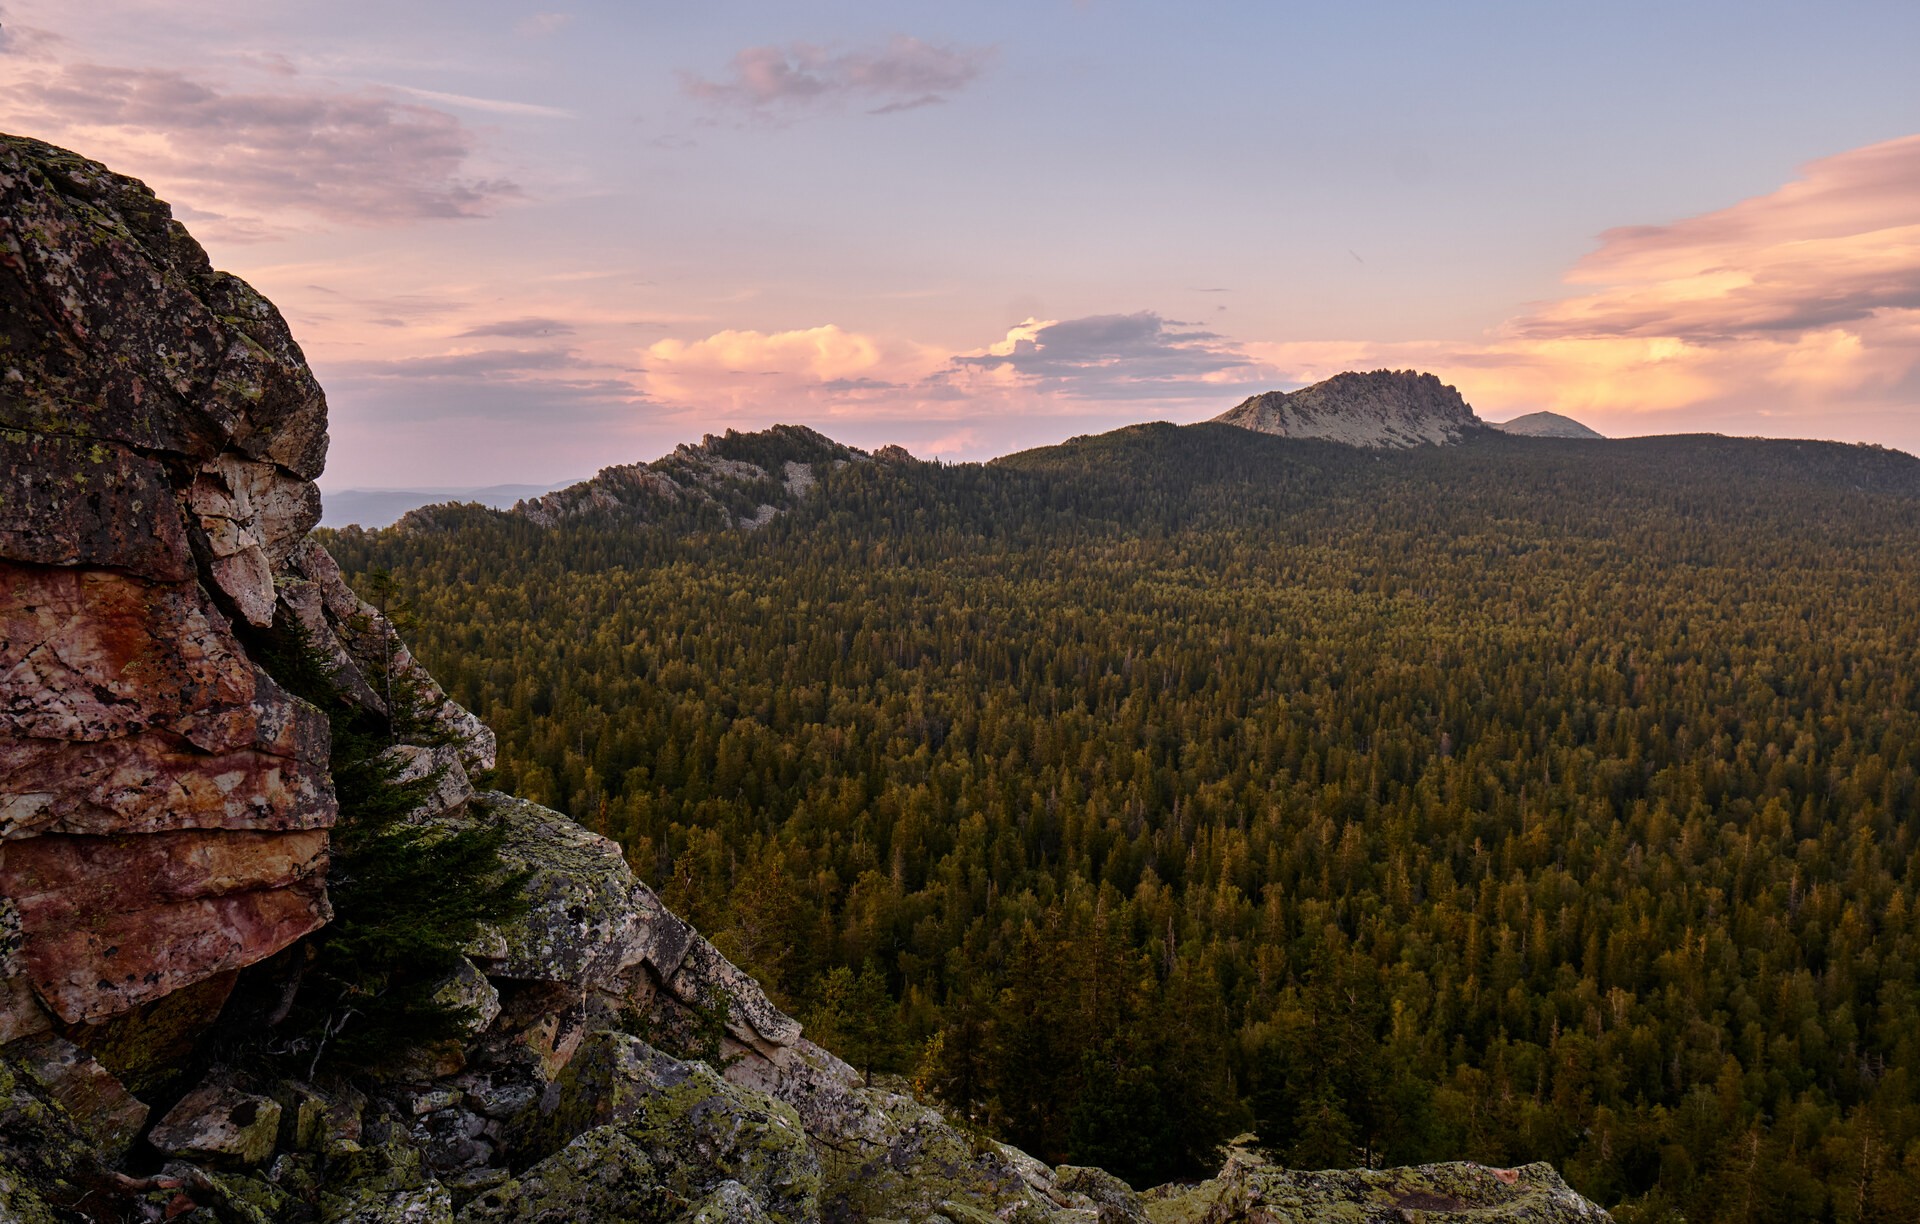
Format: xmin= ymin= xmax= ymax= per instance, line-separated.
xmin=322 ymin=481 xmax=579 ymax=529
xmin=386 ymin=423 xmax=896 ymax=533
xmin=1214 ymin=369 xmax=1484 ymax=447
xmin=1494 ymin=411 xmax=1605 ymax=439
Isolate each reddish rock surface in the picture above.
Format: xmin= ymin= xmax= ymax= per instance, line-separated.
xmin=0 ymin=133 xmax=346 ymax=1040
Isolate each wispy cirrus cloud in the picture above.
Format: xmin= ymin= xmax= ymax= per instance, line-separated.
xmin=1516 ymin=135 xmax=1920 ymax=348
xmin=456 ymin=317 xmax=578 ymax=339
xmin=0 ymin=50 xmax=520 ymax=237
xmin=1234 ymin=134 xmax=1920 ymax=435
xmin=515 ymin=12 xmax=572 ymax=39
xmin=321 ymin=346 xmax=642 ymax=425
xmin=680 ymin=35 xmax=993 ymax=116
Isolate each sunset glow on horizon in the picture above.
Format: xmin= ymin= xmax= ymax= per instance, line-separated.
xmin=4 ymin=0 xmax=1916 ymax=487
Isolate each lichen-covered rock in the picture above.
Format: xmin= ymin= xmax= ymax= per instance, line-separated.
xmin=1 ymin=131 xmax=346 ymax=1043
xmin=1145 ymin=1144 xmax=1612 ymax=1223
xmin=468 ymin=793 xmax=646 ymax=990
xmin=281 ymin=538 xmax=496 ymax=772
xmin=149 ymin=1080 xmax=284 ymax=1167
xmin=779 ymin=1072 xmax=1051 ymax=1223
xmin=161 ymin=1162 xmax=295 ymax=1224
xmin=324 ymin=1182 xmax=455 ymax=1224
xmin=0 ymin=1042 xmax=107 ymax=1219
xmin=8 ymin=1034 xmax=147 ymax=1161
xmin=0 ymin=431 xmax=194 ymax=580
xmin=469 ymin=793 xmax=798 ymax=1059
xmin=383 ymin=743 xmax=477 ymax=825
xmin=458 ymin=1125 xmax=667 ymax=1223
xmin=493 ymin=1032 xmax=819 ymax=1223
xmin=433 ymin=958 xmax=503 ymax=1038
xmin=1055 ymin=1165 xmax=1147 ymax=1223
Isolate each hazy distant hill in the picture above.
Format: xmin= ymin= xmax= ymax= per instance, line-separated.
xmin=1214 ymin=369 xmax=1484 ymax=447
xmin=321 ymin=482 xmax=577 ymax=528
xmin=1492 ymin=410 xmax=1605 ymax=439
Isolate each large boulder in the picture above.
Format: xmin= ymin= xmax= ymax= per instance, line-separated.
xmin=0 ymin=132 xmax=341 ymax=1050
xmin=1138 ymin=1143 xmax=1614 ymax=1223
xmin=149 ymin=1079 xmax=285 ymax=1167
xmin=469 ymin=1032 xmax=818 ymax=1224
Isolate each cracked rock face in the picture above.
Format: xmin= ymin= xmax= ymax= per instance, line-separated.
xmin=0 ymin=133 xmax=344 ymax=1042
xmin=0 ymin=133 xmax=494 ymax=1051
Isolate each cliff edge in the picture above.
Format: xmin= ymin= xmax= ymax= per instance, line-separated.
xmin=0 ymin=134 xmax=1610 ymax=1223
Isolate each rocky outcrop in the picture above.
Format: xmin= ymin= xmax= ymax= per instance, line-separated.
xmin=1215 ymin=370 xmax=1484 ymax=448
xmin=0 ymin=134 xmax=1611 ymax=1223
xmin=502 ymin=424 xmax=869 ymax=532
xmin=1492 ymin=410 xmax=1606 ymax=439
xmin=1139 ymin=1141 xmax=1613 ymax=1222
xmin=0 ymin=133 xmax=339 ymax=1053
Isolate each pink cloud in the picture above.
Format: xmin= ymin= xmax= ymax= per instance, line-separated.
xmin=639 ymin=325 xmax=935 ymax=419
xmin=0 ymin=60 xmax=518 ymax=237
xmin=1246 ymin=135 xmax=1920 ymax=440
xmin=681 ymin=36 xmax=994 ymax=115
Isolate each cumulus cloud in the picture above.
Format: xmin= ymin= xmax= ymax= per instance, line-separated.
xmin=946 ymin=311 xmax=1269 ymax=399
xmin=633 ymin=312 xmax=1287 ymax=431
xmin=638 ymin=324 xmax=933 ymax=416
xmin=681 ymin=35 xmax=993 ymax=115
xmin=0 ymin=60 xmax=519 ymax=235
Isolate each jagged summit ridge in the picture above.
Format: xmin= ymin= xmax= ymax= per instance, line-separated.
xmin=1214 ymin=369 xmax=1484 ymax=448
xmin=1493 ymin=410 xmax=1606 ymax=439
xmin=500 ymin=424 xmax=868 ymax=530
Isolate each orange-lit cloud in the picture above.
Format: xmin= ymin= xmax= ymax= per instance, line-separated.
xmin=1253 ymin=135 xmax=1920 ymax=436
xmin=635 ymin=133 xmax=1920 ymax=446
xmin=639 ymin=325 xmax=938 ymax=418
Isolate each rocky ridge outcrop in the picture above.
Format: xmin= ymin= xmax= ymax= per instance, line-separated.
xmin=498 ymin=425 xmax=870 ymax=532
xmin=1492 ymin=411 xmax=1605 ymax=440
xmin=0 ymin=134 xmax=1611 ymax=1222
xmin=1214 ymin=370 xmax=1484 ymax=448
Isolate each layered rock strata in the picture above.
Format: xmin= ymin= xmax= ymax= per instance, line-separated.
xmin=0 ymin=134 xmax=340 ymax=1050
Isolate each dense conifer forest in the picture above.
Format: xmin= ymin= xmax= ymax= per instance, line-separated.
xmin=324 ymin=423 xmax=1920 ymax=1222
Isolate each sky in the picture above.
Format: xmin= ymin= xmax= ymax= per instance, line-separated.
xmin=3 ymin=0 xmax=1918 ymax=489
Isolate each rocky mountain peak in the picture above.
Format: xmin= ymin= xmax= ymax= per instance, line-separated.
xmin=1214 ymin=368 xmax=1484 ymax=448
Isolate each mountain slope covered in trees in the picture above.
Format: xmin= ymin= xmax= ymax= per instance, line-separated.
xmin=325 ymin=423 xmax=1920 ymax=1221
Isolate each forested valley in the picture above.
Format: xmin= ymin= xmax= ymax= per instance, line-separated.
xmin=324 ymin=423 xmax=1920 ymax=1222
